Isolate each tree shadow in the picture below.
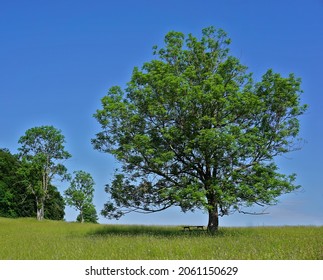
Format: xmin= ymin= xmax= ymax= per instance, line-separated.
xmin=87 ymin=224 xmax=224 ymax=238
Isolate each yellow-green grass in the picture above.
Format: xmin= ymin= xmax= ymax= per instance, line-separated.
xmin=0 ymin=217 xmax=322 ymax=260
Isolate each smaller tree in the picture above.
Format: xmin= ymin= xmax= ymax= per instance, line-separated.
xmin=65 ymin=170 xmax=96 ymax=223
xmin=76 ymin=204 xmax=98 ymax=223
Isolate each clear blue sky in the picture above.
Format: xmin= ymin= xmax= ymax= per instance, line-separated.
xmin=1 ymin=0 xmax=322 ymax=226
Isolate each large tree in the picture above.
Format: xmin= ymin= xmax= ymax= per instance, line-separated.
xmin=18 ymin=126 xmax=71 ymax=221
xmin=93 ymin=27 xmax=307 ymax=231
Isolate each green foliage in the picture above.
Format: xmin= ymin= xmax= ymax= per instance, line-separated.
xmin=18 ymin=126 xmax=71 ymax=162
xmin=45 ymin=185 xmax=66 ymax=220
xmin=18 ymin=125 xmax=71 ymax=220
xmin=76 ymin=204 xmax=98 ymax=223
xmin=0 ymin=148 xmax=38 ymax=218
xmin=0 ymin=218 xmax=322 ymax=259
xmin=0 ymin=148 xmax=65 ymax=219
xmin=0 ymin=148 xmax=20 ymax=217
xmin=65 ymin=170 xmax=97 ymax=223
xmin=93 ymin=26 xmax=307 ymax=230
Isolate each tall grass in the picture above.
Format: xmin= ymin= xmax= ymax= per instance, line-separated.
xmin=0 ymin=217 xmax=322 ymax=260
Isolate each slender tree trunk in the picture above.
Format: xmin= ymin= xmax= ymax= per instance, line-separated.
xmin=36 ymin=197 xmax=45 ymax=221
xmin=40 ymin=202 xmax=44 ymax=220
xmin=80 ymin=210 xmax=84 ymax=223
xmin=40 ymin=169 xmax=48 ymax=221
xmin=207 ymin=204 xmax=219 ymax=232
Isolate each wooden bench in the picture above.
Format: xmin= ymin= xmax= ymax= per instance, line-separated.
xmin=182 ymin=225 xmax=205 ymax=231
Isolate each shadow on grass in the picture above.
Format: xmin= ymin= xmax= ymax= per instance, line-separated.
xmin=87 ymin=225 xmax=227 ymax=238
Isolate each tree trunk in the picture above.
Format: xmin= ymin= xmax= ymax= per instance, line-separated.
xmin=36 ymin=207 xmax=44 ymax=221
xmin=80 ymin=210 xmax=84 ymax=223
xmin=207 ymin=204 xmax=219 ymax=232
xmin=36 ymin=198 xmax=45 ymax=221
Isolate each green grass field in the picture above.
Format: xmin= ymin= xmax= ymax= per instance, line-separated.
xmin=0 ymin=217 xmax=322 ymax=260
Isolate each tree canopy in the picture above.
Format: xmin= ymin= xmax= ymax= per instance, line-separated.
xmin=93 ymin=26 xmax=307 ymax=231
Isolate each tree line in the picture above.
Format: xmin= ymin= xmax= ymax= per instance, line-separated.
xmin=0 ymin=126 xmax=98 ymax=223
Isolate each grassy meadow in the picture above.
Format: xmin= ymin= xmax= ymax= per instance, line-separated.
xmin=0 ymin=217 xmax=322 ymax=260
